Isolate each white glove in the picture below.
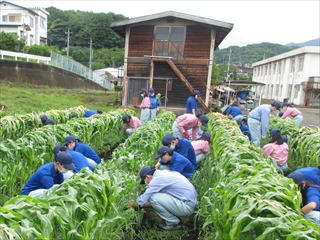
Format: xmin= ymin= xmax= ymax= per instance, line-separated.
xmin=157 ymin=107 xmax=159 ymax=112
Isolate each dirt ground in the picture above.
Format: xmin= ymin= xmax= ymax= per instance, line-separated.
xmin=298 ymin=107 xmax=320 ymax=128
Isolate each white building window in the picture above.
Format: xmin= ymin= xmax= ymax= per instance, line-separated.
xmin=2 ymin=15 xmax=21 ymax=22
xmin=40 ymin=17 xmax=46 ymax=30
xmin=266 ymin=84 xmax=269 ymax=97
xmin=290 ymin=58 xmax=295 ymax=73
xmin=29 ymin=17 xmax=34 ymax=28
xmin=294 ymin=84 xmax=300 ymax=98
xmin=270 ymin=85 xmax=274 ymax=97
xmin=276 ymin=84 xmax=279 ymax=97
xmin=2 ymin=15 xmax=8 ymax=22
xmin=265 ymin=66 xmax=267 ymax=76
xmin=288 ymin=84 xmax=292 ymax=99
xmin=273 ymin=63 xmax=277 ymax=75
xmin=298 ymin=56 xmax=304 ymax=72
xmin=278 ymin=62 xmax=282 ymax=75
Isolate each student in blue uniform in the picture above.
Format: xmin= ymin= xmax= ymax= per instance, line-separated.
xmin=21 ymin=152 xmax=75 ymax=197
xmin=287 ymin=166 xmax=320 ymax=185
xmin=40 ymin=115 xmax=55 ymax=125
xmin=161 ymin=134 xmax=196 ymax=170
xmin=63 ymin=136 xmax=100 ymax=169
xmin=149 ymin=88 xmax=161 ymax=120
xmin=236 ymin=118 xmax=252 ymax=141
xmin=226 ymin=102 xmax=243 ymax=122
xmin=53 ymin=144 xmax=93 ymax=174
xmin=154 ymin=146 xmax=195 ymax=179
xmin=84 ymin=109 xmax=102 ymax=118
xmin=186 ymin=90 xmax=200 ymax=115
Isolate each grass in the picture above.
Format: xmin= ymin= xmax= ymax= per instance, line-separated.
xmin=0 ymin=81 xmax=132 ymax=115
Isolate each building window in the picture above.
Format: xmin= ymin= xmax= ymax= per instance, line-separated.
xmin=273 ymin=63 xmax=277 ymax=75
xmin=294 ymin=84 xmax=300 ymax=98
xmin=290 ymin=58 xmax=295 ymax=73
xmin=298 ymin=56 xmax=304 ymax=72
xmin=288 ymin=84 xmax=292 ymax=100
xmin=40 ymin=17 xmax=46 ymax=30
xmin=2 ymin=15 xmax=21 ymax=22
xmin=268 ymin=64 xmax=271 ymax=75
xmin=266 ymin=84 xmax=269 ymax=98
xmin=154 ymin=26 xmax=185 ymax=58
xmin=29 ymin=17 xmax=34 ymax=28
xmin=276 ymin=84 xmax=279 ymax=96
xmin=270 ymin=85 xmax=274 ymax=97
xmin=278 ymin=62 xmax=282 ymax=75
xmin=2 ymin=15 xmax=8 ymax=22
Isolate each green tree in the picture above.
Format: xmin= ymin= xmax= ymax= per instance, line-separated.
xmin=24 ymin=45 xmax=61 ymax=57
xmin=211 ymin=62 xmax=219 ymax=85
xmin=0 ymin=31 xmax=25 ymax=52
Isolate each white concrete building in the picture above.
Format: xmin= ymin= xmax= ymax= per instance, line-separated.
xmin=252 ymin=46 xmax=320 ymax=106
xmin=0 ymin=1 xmax=49 ymax=46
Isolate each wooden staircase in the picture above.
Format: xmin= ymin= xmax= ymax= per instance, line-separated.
xmin=152 ymin=57 xmax=210 ymax=112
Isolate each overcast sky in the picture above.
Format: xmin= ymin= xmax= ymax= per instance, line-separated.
xmin=10 ymin=0 xmax=320 ymax=49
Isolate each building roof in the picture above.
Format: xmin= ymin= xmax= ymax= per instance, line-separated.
xmin=0 ymin=1 xmax=39 ymax=16
xmin=253 ymin=46 xmax=320 ymax=67
xmin=218 ymin=80 xmax=266 ymax=86
xmin=110 ymin=11 xmax=233 ymax=50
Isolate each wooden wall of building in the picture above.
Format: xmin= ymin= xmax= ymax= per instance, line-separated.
xmin=125 ymin=24 xmax=212 ymax=109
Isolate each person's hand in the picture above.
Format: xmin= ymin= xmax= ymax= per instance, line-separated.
xmin=155 ymin=162 xmax=161 ymax=169
xmin=134 ymin=105 xmax=139 ymax=109
xmin=261 ymin=135 xmax=266 ymax=140
xmin=227 ymin=114 xmax=233 ymax=119
xmin=183 ymin=132 xmax=190 ymax=139
xmin=157 ymin=107 xmax=160 ymax=112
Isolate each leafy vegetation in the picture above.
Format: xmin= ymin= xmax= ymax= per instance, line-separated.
xmin=0 ymin=31 xmax=26 ymax=52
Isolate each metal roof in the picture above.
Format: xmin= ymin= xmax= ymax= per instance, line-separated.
xmin=110 ymin=11 xmax=233 ymax=50
xmin=0 ymin=1 xmax=39 ymax=16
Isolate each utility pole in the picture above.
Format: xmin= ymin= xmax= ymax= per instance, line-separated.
xmin=226 ymin=48 xmax=232 ymax=105
xmin=65 ymin=28 xmax=72 ymax=56
xmin=89 ymin=38 xmax=93 ymax=70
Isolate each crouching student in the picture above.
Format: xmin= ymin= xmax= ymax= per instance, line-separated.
xmin=161 ymin=134 xmax=196 ymax=170
xmin=53 ymin=144 xmax=93 ymax=178
xmin=287 ymin=166 xmax=320 ymax=185
xmin=63 ymin=136 xmax=100 ymax=169
xmin=191 ymin=132 xmax=211 ymax=167
xmin=122 ymin=114 xmax=142 ymax=136
xmin=262 ymin=129 xmax=289 ymax=174
xmin=21 ymin=152 xmax=75 ymax=197
xmin=125 ymin=166 xmax=199 ymax=230
xmin=236 ymin=118 xmax=252 ymax=141
xmin=154 ymin=146 xmax=195 ymax=179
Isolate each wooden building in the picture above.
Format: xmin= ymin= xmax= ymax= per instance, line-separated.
xmin=110 ymin=11 xmax=233 ymax=112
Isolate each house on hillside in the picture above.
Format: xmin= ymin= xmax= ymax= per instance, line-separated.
xmin=251 ymin=46 xmax=320 ymax=106
xmin=0 ymin=1 xmax=49 ymax=46
xmin=110 ymin=11 xmax=233 ymax=111
xmin=94 ymin=66 xmax=124 ymax=86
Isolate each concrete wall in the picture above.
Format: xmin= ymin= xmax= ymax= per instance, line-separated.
xmin=0 ymin=60 xmax=105 ymax=90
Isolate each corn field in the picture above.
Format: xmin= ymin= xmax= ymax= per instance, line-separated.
xmin=0 ymin=108 xmax=319 ymax=239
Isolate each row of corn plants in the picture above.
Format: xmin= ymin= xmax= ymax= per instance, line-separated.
xmin=0 ymin=108 xmax=133 ymax=205
xmin=0 ymin=110 xmax=176 ymax=239
xmin=193 ymin=113 xmax=320 ymax=239
xmin=268 ymin=116 xmax=320 ymax=169
xmin=0 ymin=106 xmax=88 ymax=141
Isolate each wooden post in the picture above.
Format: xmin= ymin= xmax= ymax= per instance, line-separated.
xmin=149 ymin=59 xmax=154 ymax=88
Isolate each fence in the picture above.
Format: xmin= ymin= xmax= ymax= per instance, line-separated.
xmin=50 ymin=52 xmax=114 ymax=90
xmin=0 ymin=50 xmax=50 ymax=64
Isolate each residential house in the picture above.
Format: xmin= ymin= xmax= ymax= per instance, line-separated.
xmin=0 ymin=0 xmax=49 ymax=46
xmin=251 ymin=46 xmax=320 ymax=106
xmin=110 ymin=11 xmax=233 ymax=111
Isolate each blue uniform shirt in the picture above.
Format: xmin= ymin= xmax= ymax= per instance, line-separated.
xmin=186 ymin=96 xmax=198 ymax=114
xmin=84 ymin=110 xmax=97 ymax=118
xmin=149 ymin=94 xmax=161 ymax=109
xmin=66 ymin=149 xmax=93 ymax=173
xmin=240 ymin=124 xmax=252 ymax=141
xmin=175 ymin=138 xmax=197 ymax=169
xmin=74 ymin=142 xmax=101 ymax=164
xmin=21 ymin=162 xmax=63 ymax=195
xmin=160 ymin=152 xmax=195 ymax=178
xmin=306 ymin=186 xmax=320 ymax=211
xmin=295 ymin=167 xmax=320 ymax=185
xmin=226 ymin=106 xmax=243 ymax=118
xmin=248 ymin=104 xmax=272 ymax=137
xmin=137 ymin=170 xmax=198 ymax=207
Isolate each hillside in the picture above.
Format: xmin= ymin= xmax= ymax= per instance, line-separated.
xmin=285 ymin=38 xmax=320 ymax=47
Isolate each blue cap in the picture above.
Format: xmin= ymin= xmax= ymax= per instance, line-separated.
xmin=193 ymin=90 xmax=200 ymax=96
xmin=272 ymin=101 xmax=281 ymax=110
xmin=202 ymin=132 xmax=211 ymax=142
xmin=287 ymin=172 xmax=304 ymax=184
xmin=162 ymin=134 xmax=175 ymax=146
xmin=270 ymin=129 xmax=281 ymax=136
xmin=71 ymin=113 xmax=78 ymax=118
xmin=139 ymin=166 xmax=155 ymax=184
xmin=282 ymin=135 xmax=288 ymax=144
xmin=199 ymin=114 xmax=209 ymax=127
xmin=155 ymin=146 xmax=170 ymax=160
xmin=63 ymin=136 xmax=76 ymax=146
xmin=40 ymin=115 xmax=48 ymax=123
xmin=55 ymin=152 xmax=75 ymax=170
xmin=97 ymin=110 xmax=102 ymax=114
xmin=139 ymin=88 xmax=147 ymax=94
xmin=122 ymin=114 xmax=130 ymax=123
xmin=149 ymin=88 xmax=154 ymax=93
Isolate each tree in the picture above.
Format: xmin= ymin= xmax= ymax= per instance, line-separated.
xmin=211 ymin=62 xmax=219 ymax=85
xmin=0 ymin=31 xmax=25 ymax=52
